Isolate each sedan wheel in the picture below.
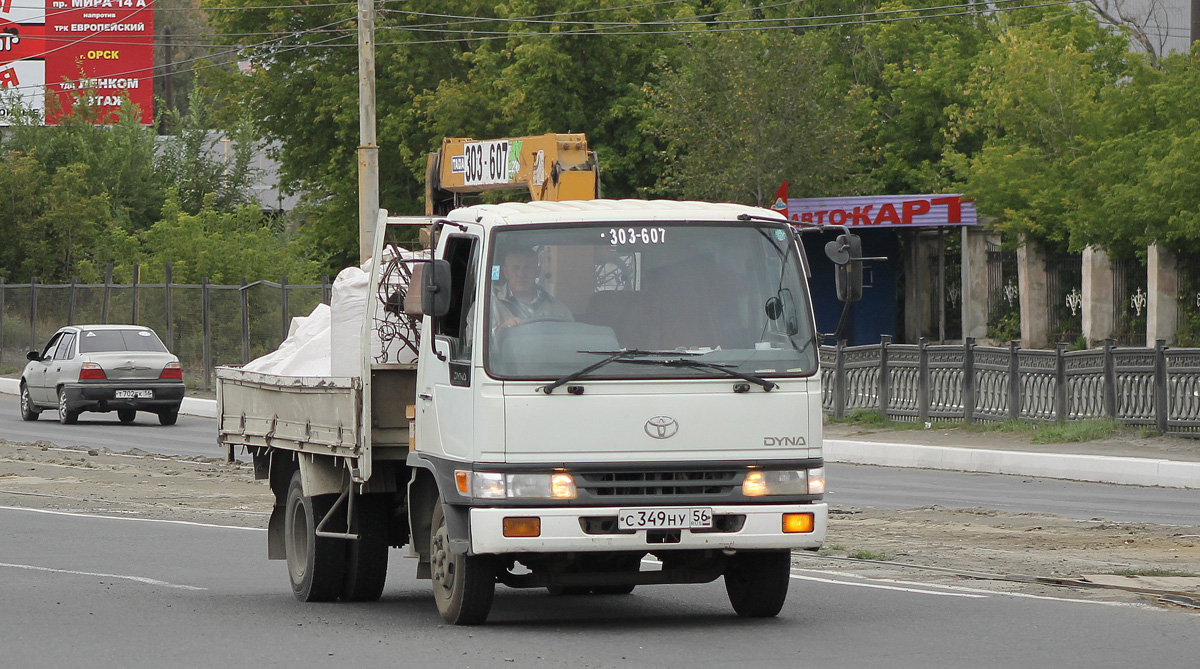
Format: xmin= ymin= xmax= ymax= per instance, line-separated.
xmin=19 ymin=384 xmax=40 ymax=421
xmin=58 ymin=388 xmax=79 ymax=425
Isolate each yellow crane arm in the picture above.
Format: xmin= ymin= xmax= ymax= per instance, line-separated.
xmin=425 ymin=133 xmax=599 ymax=215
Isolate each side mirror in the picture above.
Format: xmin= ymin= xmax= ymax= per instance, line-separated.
xmin=831 ymin=233 xmax=863 ymax=303
xmin=27 ymin=350 xmax=41 ymax=362
xmin=422 ymin=259 xmax=453 ymax=318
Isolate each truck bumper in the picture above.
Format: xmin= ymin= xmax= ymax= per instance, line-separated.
xmin=469 ymin=502 xmax=827 ymax=554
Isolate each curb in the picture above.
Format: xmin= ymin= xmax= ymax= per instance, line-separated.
xmin=0 ymin=377 xmax=217 ymax=419
xmin=826 ymin=439 xmax=1199 ymax=490
xmin=0 ymin=378 xmax=1193 ymax=488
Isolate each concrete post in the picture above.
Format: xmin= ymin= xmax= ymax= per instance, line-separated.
xmin=1147 ymin=243 xmax=1178 ymax=345
xmin=960 ymin=226 xmax=989 ymax=341
xmin=1017 ymin=236 xmax=1049 ymax=349
xmin=1082 ymin=246 xmax=1115 ymax=347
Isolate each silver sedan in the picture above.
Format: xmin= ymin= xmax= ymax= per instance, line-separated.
xmin=19 ymin=325 xmax=186 ymax=425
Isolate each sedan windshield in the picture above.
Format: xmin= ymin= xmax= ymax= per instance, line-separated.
xmin=78 ymin=329 xmax=169 ymax=353
xmin=484 ymin=222 xmax=818 ymax=380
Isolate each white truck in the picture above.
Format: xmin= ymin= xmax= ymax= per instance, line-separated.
xmin=217 ymin=199 xmax=852 ymax=625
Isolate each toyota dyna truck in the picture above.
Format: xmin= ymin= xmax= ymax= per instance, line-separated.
xmin=217 ymin=199 xmax=845 ymax=625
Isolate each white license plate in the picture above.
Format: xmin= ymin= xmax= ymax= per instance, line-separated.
xmin=618 ymin=507 xmax=713 ymax=531
xmin=115 ymin=390 xmax=153 ymax=399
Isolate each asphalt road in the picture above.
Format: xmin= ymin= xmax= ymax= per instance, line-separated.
xmin=2 ymin=505 xmax=1197 ymax=668
xmin=2 ymin=393 xmax=1198 ymax=526
xmin=0 ymin=393 xmax=224 ymax=459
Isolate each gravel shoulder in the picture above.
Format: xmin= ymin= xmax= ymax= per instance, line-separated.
xmin=2 ymin=438 xmax=1197 ymax=612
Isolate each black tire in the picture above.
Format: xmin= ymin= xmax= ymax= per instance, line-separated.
xmin=430 ymin=499 xmax=496 ymax=625
xmin=57 ymin=388 xmax=79 ymax=425
xmin=284 ymin=471 xmax=345 ymax=602
xmin=158 ymin=408 xmax=179 ymax=426
xmin=341 ymin=494 xmax=389 ymax=602
xmin=19 ymin=383 xmax=40 ymax=421
xmin=724 ymin=550 xmax=791 ymax=618
xmin=117 ymin=409 xmax=136 ymax=424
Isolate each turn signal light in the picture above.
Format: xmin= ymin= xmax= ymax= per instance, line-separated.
xmin=782 ymin=513 xmax=815 ymax=534
xmin=160 ymin=362 xmax=182 ymax=379
xmin=502 ymin=517 xmax=541 ymax=538
xmin=79 ymin=363 xmax=106 ymax=380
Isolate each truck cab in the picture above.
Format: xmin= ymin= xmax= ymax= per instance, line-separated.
xmin=409 ymin=200 xmax=827 ymax=621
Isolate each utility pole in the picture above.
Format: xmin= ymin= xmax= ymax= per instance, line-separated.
xmin=1193 ymin=0 xmax=1199 ymax=45
xmin=357 ymin=0 xmax=379 ymax=263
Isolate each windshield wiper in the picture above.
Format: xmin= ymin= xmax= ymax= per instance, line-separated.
xmin=622 ymin=357 xmax=777 ymax=391
xmin=540 ymin=349 xmax=775 ymax=394
xmin=539 ymin=350 xmax=700 ymax=394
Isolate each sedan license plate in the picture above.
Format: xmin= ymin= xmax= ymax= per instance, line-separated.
xmin=618 ymin=507 xmax=713 ymax=531
xmin=115 ymin=389 xmax=153 ymax=399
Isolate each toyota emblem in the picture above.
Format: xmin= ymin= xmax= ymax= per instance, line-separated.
xmin=644 ymin=416 xmax=679 ymax=439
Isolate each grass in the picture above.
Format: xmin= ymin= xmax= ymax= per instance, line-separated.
xmin=831 ymin=410 xmax=1123 ymax=444
xmin=1028 ymin=419 xmax=1120 ymax=444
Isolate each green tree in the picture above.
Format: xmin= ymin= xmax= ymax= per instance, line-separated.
xmin=199 ymin=0 xmax=711 ymax=269
xmin=140 ymin=192 xmax=321 ymax=284
xmin=156 ymin=89 xmax=261 ymax=215
xmin=946 ymin=8 xmax=1135 ymax=250
xmin=837 ymin=0 xmax=990 ymax=194
xmin=648 ymin=28 xmax=868 ymax=205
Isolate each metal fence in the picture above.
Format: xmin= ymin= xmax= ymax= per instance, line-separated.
xmin=1113 ymin=256 xmax=1148 ymax=347
xmin=1046 ymin=253 xmax=1082 ymax=343
xmin=1177 ymin=252 xmax=1200 ymax=347
xmin=986 ymin=243 xmax=1019 ymax=340
xmin=820 ymin=336 xmax=1200 ymax=436
xmin=0 ymin=269 xmax=330 ymax=391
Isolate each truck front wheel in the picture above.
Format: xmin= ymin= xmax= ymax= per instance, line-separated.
xmin=284 ymin=470 xmax=345 ymax=602
xmin=430 ymin=500 xmax=496 ymax=625
xmin=724 ymin=550 xmax=791 ymax=618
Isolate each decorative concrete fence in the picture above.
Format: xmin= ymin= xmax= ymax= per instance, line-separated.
xmin=820 ymin=336 xmax=1200 ymax=436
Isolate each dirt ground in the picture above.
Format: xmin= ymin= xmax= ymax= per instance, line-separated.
xmin=1 ymin=438 xmax=1197 ymax=612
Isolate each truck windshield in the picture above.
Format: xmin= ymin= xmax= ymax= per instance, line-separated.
xmin=483 ymin=222 xmax=819 ymax=381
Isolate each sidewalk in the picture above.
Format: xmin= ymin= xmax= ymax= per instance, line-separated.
xmin=2 ymin=377 xmax=1196 ymax=489
xmin=824 ymin=420 xmax=1200 ymax=489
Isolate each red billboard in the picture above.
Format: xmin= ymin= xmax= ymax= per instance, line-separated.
xmin=0 ymin=0 xmax=154 ymax=125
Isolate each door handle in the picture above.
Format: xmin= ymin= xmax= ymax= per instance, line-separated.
xmin=418 ymin=392 xmax=433 ymax=401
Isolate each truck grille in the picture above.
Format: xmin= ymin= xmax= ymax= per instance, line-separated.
xmin=576 ymin=471 xmax=738 ymax=498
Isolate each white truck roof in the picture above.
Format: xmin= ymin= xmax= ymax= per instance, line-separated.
xmin=444 ymin=199 xmax=787 ymax=227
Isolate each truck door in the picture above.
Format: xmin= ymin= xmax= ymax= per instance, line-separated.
xmin=418 ymin=233 xmax=480 ymax=460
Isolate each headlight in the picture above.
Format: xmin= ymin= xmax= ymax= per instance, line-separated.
xmin=742 ymin=468 xmax=824 ymax=496
xmin=457 ymin=471 xmax=577 ymax=500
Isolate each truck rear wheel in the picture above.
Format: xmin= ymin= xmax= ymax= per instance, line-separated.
xmin=341 ymin=494 xmax=389 ymax=602
xmin=724 ymin=550 xmax=791 ymax=618
xmin=430 ymin=499 xmax=496 ymax=625
xmin=284 ymin=471 xmax=345 ymax=602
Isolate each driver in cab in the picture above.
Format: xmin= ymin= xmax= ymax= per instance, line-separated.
xmin=490 ymin=246 xmax=574 ymax=330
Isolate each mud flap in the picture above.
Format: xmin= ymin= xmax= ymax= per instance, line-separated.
xmin=267 ymin=504 xmax=286 ymax=559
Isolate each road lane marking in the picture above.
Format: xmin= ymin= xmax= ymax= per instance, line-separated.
xmin=790 ymin=573 xmax=988 ymax=598
xmin=0 ymin=505 xmax=265 ymax=531
xmin=0 ymin=561 xmax=206 ymax=591
xmin=795 ymin=568 xmax=1149 ymax=609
